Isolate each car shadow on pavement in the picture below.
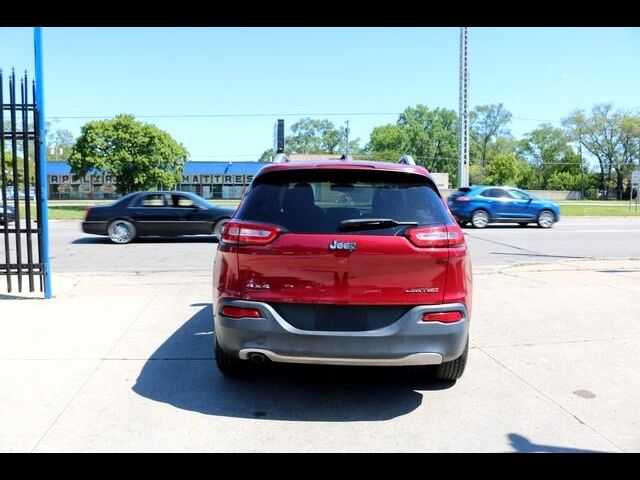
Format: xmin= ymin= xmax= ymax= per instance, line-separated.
xmin=72 ymin=236 xmax=219 ymax=245
xmin=132 ymin=304 xmax=454 ymax=422
xmin=507 ymin=433 xmax=606 ymax=453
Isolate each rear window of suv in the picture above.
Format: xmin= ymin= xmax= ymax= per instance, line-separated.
xmin=235 ymin=169 xmax=450 ymax=234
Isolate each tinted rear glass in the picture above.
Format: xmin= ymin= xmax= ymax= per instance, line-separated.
xmin=236 ymin=169 xmax=449 ymax=234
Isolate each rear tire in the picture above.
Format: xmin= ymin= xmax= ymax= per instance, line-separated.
xmin=433 ymin=338 xmax=468 ymax=381
xmin=107 ymin=219 xmax=136 ymax=244
xmin=471 ymin=210 xmax=490 ymax=229
xmin=215 ymin=336 xmax=252 ymax=377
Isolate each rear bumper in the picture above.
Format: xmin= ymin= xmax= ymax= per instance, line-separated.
xmin=82 ymin=221 xmax=108 ymax=235
xmin=214 ymin=299 xmax=469 ymax=366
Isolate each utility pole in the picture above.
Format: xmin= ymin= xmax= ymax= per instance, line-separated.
xmin=579 ymin=141 xmax=584 ymax=200
xmin=345 ymin=120 xmax=350 ymax=156
xmin=458 ymin=27 xmax=470 ymax=188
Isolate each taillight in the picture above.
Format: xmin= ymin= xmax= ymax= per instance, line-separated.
xmin=221 ymin=220 xmax=280 ymax=245
xmin=422 ymin=311 xmax=462 ymax=323
xmin=405 ymin=225 xmax=465 ymax=248
xmin=455 ymin=196 xmax=471 ymax=202
xmin=84 ymin=207 xmax=92 ymax=221
xmin=220 ymin=306 xmax=263 ymax=319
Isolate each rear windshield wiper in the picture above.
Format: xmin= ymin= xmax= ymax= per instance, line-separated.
xmin=339 ymin=218 xmax=418 ymax=231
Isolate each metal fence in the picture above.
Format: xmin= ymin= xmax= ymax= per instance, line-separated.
xmin=1 ymin=70 xmax=45 ymax=294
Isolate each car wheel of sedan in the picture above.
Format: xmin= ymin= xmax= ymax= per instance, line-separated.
xmin=537 ymin=210 xmax=555 ymax=228
xmin=213 ymin=218 xmax=230 ymax=239
xmin=107 ymin=219 xmax=136 ymax=244
xmin=471 ymin=210 xmax=490 ymax=229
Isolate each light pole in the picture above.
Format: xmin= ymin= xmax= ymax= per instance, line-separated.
xmin=578 ymin=140 xmax=584 ymax=200
xmin=458 ymin=27 xmax=469 ymax=188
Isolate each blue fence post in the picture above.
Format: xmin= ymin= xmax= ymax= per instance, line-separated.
xmin=34 ymin=27 xmax=52 ymax=299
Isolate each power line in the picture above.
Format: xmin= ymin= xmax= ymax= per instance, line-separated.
xmin=190 ymin=154 xmax=261 ymax=158
xmin=48 ymin=112 xmax=402 ymax=120
xmin=511 ymin=116 xmax=563 ymax=124
xmin=47 ymin=112 xmax=567 ymax=125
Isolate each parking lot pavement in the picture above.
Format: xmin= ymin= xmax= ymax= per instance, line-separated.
xmin=1 ymin=259 xmax=639 ymax=452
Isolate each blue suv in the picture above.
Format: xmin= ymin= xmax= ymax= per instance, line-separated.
xmin=448 ymin=186 xmax=560 ymax=228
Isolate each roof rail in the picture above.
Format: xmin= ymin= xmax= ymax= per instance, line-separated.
xmin=273 ymin=153 xmax=290 ymax=163
xmin=340 ymin=154 xmax=352 ymax=161
xmin=398 ymin=154 xmax=416 ymax=165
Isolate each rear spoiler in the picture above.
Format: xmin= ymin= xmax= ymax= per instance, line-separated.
xmin=272 ymin=153 xmax=417 ymax=164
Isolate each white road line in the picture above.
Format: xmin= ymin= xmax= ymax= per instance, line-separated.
xmin=558 ymin=223 xmax=640 ymax=227
xmin=577 ymin=229 xmax=640 ymax=233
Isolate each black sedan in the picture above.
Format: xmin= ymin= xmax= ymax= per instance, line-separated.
xmin=82 ymin=191 xmax=236 ymax=244
xmin=1 ymin=203 xmax=15 ymax=225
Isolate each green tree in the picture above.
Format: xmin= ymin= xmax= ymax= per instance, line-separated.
xmin=366 ymin=105 xmax=459 ymax=182
xmin=485 ymin=152 xmax=518 ymax=186
xmin=259 ymin=148 xmax=276 ymax=162
xmin=546 ymin=171 xmax=583 ymax=191
xmin=468 ymin=163 xmax=485 ymax=185
xmin=514 ymin=159 xmax=538 ymax=190
xmin=563 ymin=104 xmax=640 ymax=199
xmin=46 ymin=126 xmax=75 ymax=160
xmin=69 ymin=114 xmax=188 ymax=194
xmin=0 ymin=151 xmax=36 ymax=187
xmin=470 ymin=104 xmax=512 ymax=168
xmin=366 ymin=124 xmax=405 ymax=160
xmin=285 ymin=118 xmax=359 ymax=154
xmin=519 ymin=125 xmax=580 ymax=189
xmin=2 ymin=119 xmax=37 ymax=186
xmin=397 ymin=105 xmax=459 ymax=174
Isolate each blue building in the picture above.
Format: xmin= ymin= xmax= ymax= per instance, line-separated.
xmin=47 ymin=161 xmax=265 ymax=200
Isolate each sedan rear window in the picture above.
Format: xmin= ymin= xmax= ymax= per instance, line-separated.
xmin=236 ymin=169 xmax=450 ymax=234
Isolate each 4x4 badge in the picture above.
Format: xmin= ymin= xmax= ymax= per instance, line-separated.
xmin=329 ymin=239 xmax=357 ymax=251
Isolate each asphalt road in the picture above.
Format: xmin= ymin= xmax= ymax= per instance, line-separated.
xmin=2 ymin=217 xmax=640 ymax=274
xmin=32 ymin=217 xmax=640 ymax=273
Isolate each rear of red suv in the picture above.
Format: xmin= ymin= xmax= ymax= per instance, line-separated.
xmin=212 ymin=160 xmax=472 ymax=380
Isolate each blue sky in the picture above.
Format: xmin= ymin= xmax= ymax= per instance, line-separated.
xmin=1 ymin=27 xmax=639 ymax=160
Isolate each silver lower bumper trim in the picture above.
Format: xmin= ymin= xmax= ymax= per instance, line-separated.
xmin=239 ymin=349 xmax=443 ymax=366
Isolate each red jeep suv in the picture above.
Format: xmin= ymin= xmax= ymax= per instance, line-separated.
xmin=212 ymin=158 xmax=472 ymax=380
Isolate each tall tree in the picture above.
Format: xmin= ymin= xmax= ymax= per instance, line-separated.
xmin=0 ymin=151 xmax=36 ymax=186
xmin=485 ymin=152 xmax=518 ymax=186
xmin=366 ymin=105 xmax=459 ymax=176
xmin=563 ymin=104 xmax=640 ymax=199
xmin=470 ymin=104 xmax=512 ymax=168
xmin=259 ymin=148 xmax=276 ymax=162
xmin=366 ymin=124 xmax=406 ymax=160
xmin=69 ymin=114 xmax=189 ymax=194
xmin=519 ymin=125 xmax=580 ymax=189
xmin=397 ymin=105 xmax=459 ymax=173
xmin=285 ymin=118 xmax=359 ymax=155
xmin=46 ymin=127 xmax=75 ymax=160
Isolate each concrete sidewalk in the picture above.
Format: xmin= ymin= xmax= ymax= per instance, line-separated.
xmin=1 ymin=259 xmax=639 ymax=452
